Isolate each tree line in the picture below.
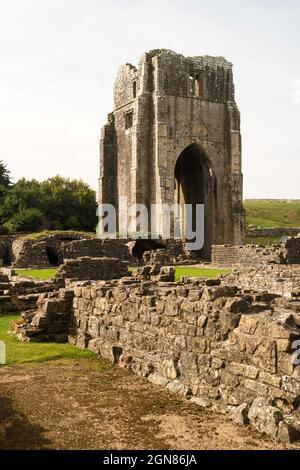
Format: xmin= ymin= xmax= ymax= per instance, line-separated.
xmin=0 ymin=161 xmax=98 ymax=233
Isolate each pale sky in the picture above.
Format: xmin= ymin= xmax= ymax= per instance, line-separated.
xmin=0 ymin=0 xmax=299 ymax=198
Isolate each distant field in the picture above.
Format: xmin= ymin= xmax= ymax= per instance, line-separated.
xmin=244 ymin=200 xmax=300 ymax=228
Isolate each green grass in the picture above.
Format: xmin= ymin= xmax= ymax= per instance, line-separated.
xmin=174 ymin=267 xmax=230 ymax=282
xmin=0 ymin=315 xmax=94 ymax=365
xmin=22 ymin=230 xmax=96 ymax=241
xmin=129 ymin=266 xmax=229 ymax=281
xmin=15 ymin=268 xmax=58 ymax=280
xmin=245 ymin=236 xmax=282 ymax=246
xmin=244 ymin=200 xmax=300 ymax=228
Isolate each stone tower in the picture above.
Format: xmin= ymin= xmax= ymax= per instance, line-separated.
xmin=99 ymin=49 xmax=245 ymax=257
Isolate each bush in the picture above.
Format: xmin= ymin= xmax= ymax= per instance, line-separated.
xmin=0 ymin=225 xmax=10 ymax=235
xmin=64 ymin=216 xmax=81 ymax=230
xmin=9 ymin=208 xmax=44 ymax=232
xmin=0 ymin=176 xmax=98 ymax=233
xmin=2 ymin=221 xmax=16 ymax=233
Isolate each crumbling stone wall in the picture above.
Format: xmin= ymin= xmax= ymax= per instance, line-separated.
xmin=12 ymin=239 xmax=51 ymax=268
xmin=226 ymin=265 xmax=300 ymax=299
xmin=247 ymin=228 xmax=300 ymax=238
xmin=0 ymin=235 xmax=17 ymax=266
xmin=0 ymin=271 xmax=61 ymax=315
xmin=14 ymin=274 xmax=300 ymax=442
xmin=62 ymin=239 xmax=103 ymax=260
xmin=212 ymin=237 xmax=300 ymax=266
xmin=55 ymin=257 xmax=128 ymax=282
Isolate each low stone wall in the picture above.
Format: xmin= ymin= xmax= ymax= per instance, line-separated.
xmin=55 ymin=257 xmax=129 ymax=282
xmin=247 ymin=228 xmax=300 ymax=238
xmin=226 ymin=265 xmax=300 ymax=299
xmin=212 ymin=244 xmax=278 ymax=266
xmin=0 ymin=235 xmax=17 ymax=266
xmin=212 ymin=237 xmax=300 ymax=266
xmin=12 ymin=239 xmax=51 ymax=268
xmin=0 ymin=268 xmax=63 ymax=315
xmin=13 ymin=274 xmax=300 ymax=442
xmin=0 ymin=293 xmax=41 ymax=315
xmin=62 ymin=239 xmax=102 ymax=259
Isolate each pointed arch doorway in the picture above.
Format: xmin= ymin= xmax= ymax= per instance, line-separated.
xmin=174 ymin=143 xmax=216 ymax=258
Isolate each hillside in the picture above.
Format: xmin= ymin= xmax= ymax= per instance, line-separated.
xmin=244 ymin=200 xmax=300 ymax=228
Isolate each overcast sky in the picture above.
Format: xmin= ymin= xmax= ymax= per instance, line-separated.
xmin=0 ymin=0 xmax=299 ymax=199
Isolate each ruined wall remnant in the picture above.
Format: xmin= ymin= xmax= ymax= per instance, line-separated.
xmin=55 ymin=256 xmax=129 ymax=282
xmin=12 ymin=239 xmax=51 ymax=268
xmin=227 ymin=265 xmax=300 ymax=299
xmin=0 ymin=267 xmax=61 ymax=315
xmin=212 ymin=237 xmax=300 ymax=267
xmin=99 ymin=50 xmax=245 ymax=257
xmin=14 ymin=273 xmax=300 ymax=442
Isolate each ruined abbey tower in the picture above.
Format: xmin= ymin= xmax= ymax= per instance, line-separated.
xmin=99 ymin=49 xmax=245 ymax=257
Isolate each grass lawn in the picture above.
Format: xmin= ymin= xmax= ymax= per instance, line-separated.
xmin=0 ymin=315 xmax=94 ymax=365
xmin=129 ymin=266 xmax=229 ymax=281
xmin=15 ymin=268 xmax=58 ymax=280
xmin=244 ymin=200 xmax=300 ymax=228
xmin=245 ymin=236 xmax=282 ymax=246
xmin=14 ymin=266 xmax=229 ymax=284
xmin=22 ymin=230 xmax=96 ymax=240
xmin=174 ymin=267 xmax=230 ymax=282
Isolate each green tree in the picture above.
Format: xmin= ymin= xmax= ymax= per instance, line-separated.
xmin=0 ymin=179 xmax=42 ymax=224
xmin=0 ymin=160 xmax=11 ymax=188
xmin=10 ymin=208 xmax=44 ymax=232
xmin=0 ymin=175 xmax=98 ymax=232
xmin=41 ymin=176 xmax=97 ymax=231
xmin=0 ymin=161 xmax=12 ymax=217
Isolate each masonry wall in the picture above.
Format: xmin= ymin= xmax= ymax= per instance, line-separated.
xmin=227 ymin=265 xmax=300 ymax=299
xmin=15 ymin=274 xmax=300 ymax=442
xmin=71 ymin=279 xmax=300 ymax=441
xmin=212 ymin=238 xmax=300 ymax=266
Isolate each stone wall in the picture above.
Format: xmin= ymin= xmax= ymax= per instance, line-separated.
xmin=0 ymin=266 xmax=63 ymax=315
xmin=0 ymin=235 xmax=17 ymax=266
xmin=55 ymin=257 xmax=129 ymax=282
xmin=247 ymin=228 xmax=300 ymax=238
xmin=212 ymin=237 xmax=300 ymax=266
xmin=226 ymin=265 xmax=300 ymax=299
xmin=212 ymin=245 xmax=279 ymax=266
xmin=62 ymin=239 xmax=103 ymax=259
xmin=14 ymin=274 xmax=300 ymax=442
xmin=12 ymin=239 xmax=51 ymax=268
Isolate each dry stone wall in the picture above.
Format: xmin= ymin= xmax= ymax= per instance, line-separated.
xmin=55 ymin=257 xmax=129 ymax=282
xmin=247 ymin=228 xmax=300 ymax=238
xmin=226 ymin=265 xmax=300 ymax=299
xmin=13 ymin=273 xmax=300 ymax=442
xmin=212 ymin=237 xmax=300 ymax=267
